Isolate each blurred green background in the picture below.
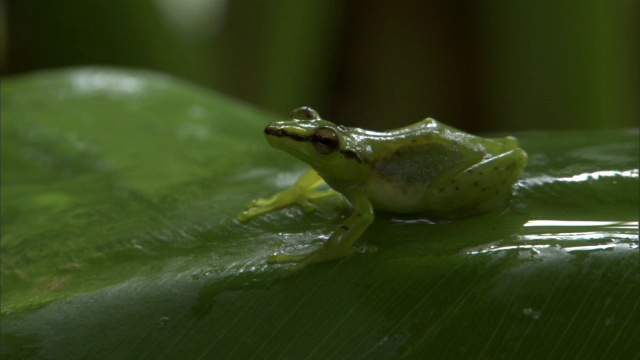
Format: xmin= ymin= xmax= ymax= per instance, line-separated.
xmin=2 ymin=2 xmax=639 ymax=358
xmin=3 ymin=0 xmax=639 ymax=131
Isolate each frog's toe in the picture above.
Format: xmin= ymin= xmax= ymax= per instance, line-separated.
xmin=248 ymin=197 xmax=275 ymax=207
xmin=237 ymin=211 xmax=252 ymax=222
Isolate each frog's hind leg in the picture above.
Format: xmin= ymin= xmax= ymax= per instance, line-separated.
xmin=268 ymin=195 xmax=375 ymax=272
xmin=428 ymin=148 xmax=527 ymax=215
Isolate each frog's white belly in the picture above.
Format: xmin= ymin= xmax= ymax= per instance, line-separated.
xmin=364 ymin=176 xmax=431 ymax=213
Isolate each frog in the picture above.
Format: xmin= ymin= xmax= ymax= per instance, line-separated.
xmin=238 ymin=107 xmax=527 ymax=270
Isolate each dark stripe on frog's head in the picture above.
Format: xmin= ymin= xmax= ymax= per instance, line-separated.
xmin=265 ymin=126 xmax=364 ymax=164
xmin=264 ymin=127 xmax=310 ymax=142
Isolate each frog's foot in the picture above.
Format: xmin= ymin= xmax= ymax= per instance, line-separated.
xmin=237 ymin=187 xmax=337 ymax=222
xmin=238 ymin=191 xmax=314 ymax=222
xmin=267 ymin=246 xmax=353 ymax=272
xmin=237 ymin=169 xmax=338 ymax=222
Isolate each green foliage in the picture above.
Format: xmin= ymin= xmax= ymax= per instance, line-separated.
xmin=1 ymin=68 xmax=638 ymax=359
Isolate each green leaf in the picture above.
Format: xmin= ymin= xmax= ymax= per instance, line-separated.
xmin=1 ymin=68 xmax=638 ymax=359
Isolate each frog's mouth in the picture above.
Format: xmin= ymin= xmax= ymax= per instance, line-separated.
xmin=264 ymin=126 xmax=314 ymax=158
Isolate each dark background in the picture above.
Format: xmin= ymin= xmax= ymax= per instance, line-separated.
xmin=3 ymin=0 xmax=639 ymax=131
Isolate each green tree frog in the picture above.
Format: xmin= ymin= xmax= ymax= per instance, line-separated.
xmin=239 ymin=107 xmax=527 ymax=270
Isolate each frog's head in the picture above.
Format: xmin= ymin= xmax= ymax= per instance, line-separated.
xmin=264 ymin=107 xmax=366 ymax=181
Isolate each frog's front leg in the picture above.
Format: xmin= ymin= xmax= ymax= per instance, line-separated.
xmin=238 ymin=169 xmax=337 ymax=222
xmin=268 ymin=194 xmax=375 ymax=270
xmin=428 ymin=148 xmax=527 ymax=214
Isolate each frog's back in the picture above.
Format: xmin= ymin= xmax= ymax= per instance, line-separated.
xmin=358 ymin=118 xmax=522 ymax=215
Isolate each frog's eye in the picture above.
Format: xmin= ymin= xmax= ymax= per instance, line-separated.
xmin=311 ymin=128 xmax=339 ymax=154
xmin=289 ymin=107 xmax=320 ymax=120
